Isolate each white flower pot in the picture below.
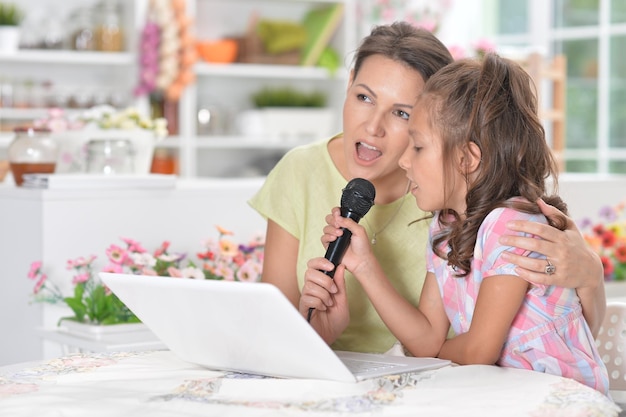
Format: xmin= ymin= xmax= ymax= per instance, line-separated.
xmin=53 ymin=129 xmax=160 ymax=175
xmin=237 ymin=108 xmax=335 ymax=142
xmin=59 ymin=319 xmax=156 ymax=342
xmin=0 ymin=26 xmax=20 ymax=53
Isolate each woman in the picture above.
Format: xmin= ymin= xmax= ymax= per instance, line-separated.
xmin=249 ymin=22 xmax=605 ymax=353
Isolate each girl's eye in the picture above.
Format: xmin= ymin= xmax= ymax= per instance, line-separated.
xmin=357 ymin=93 xmax=372 ymax=103
xmin=413 ymin=146 xmax=422 ymax=152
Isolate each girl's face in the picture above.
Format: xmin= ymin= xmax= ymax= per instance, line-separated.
xmin=342 ymin=55 xmax=425 ymax=188
xmin=399 ymin=105 xmax=468 ymax=215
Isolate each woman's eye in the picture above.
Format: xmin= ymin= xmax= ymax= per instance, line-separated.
xmin=357 ymin=93 xmax=371 ymax=103
xmin=395 ymin=109 xmax=410 ymax=120
xmin=413 ymin=146 xmax=422 ymax=152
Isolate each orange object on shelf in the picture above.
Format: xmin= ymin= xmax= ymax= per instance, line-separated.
xmin=150 ymin=148 xmax=178 ymax=175
xmin=196 ymin=39 xmax=239 ymax=64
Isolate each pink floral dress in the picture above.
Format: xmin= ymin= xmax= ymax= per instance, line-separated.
xmin=426 ymin=202 xmax=609 ymax=394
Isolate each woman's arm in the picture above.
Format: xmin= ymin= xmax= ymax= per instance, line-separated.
xmin=261 ymin=219 xmax=301 ymax=307
xmin=498 ymin=199 xmax=606 ymax=335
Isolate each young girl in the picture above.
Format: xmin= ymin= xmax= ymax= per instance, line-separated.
xmin=304 ymin=53 xmax=609 ymax=394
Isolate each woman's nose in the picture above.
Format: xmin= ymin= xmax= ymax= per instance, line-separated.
xmin=365 ymin=112 xmax=384 ymax=137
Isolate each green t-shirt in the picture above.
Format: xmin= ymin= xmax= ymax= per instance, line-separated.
xmin=248 ymin=136 xmax=430 ymax=353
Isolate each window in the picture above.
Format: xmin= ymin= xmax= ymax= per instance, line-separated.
xmin=487 ymin=0 xmax=626 ymax=174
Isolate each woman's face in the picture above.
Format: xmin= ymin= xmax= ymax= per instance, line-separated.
xmin=342 ymin=55 xmax=425 ymax=185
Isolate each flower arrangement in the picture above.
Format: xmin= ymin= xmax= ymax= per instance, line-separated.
xmin=27 ymin=226 xmax=265 ymax=325
xmin=34 ymin=105 xmax=168 ymax=139
xmin=580 ymin=201 xmax=626 ymax=281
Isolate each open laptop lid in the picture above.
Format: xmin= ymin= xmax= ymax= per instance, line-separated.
xmin=100 ymin=272 xmax=359 ymax=382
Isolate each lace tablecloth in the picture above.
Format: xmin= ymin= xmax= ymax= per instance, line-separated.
xmin=0 ymin=350 xmax=620 ymax=417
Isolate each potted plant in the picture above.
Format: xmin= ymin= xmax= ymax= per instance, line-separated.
xmin=34 ymin=106 xmax=168 ymax=174
xmin=237 ymin=86 xmax=335 ymax=142
xmin=26 ymin=227 xmax=265 ymax=338
xmin=0 ymin=2 xmax=23 ymax=52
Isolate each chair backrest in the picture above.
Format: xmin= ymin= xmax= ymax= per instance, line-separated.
xmin=596 ymin=301 xmax=626 ymax=391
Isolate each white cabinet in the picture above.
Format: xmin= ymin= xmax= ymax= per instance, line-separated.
xmin=1 ymin=0 xmax=357 ymax=179
xmin=0 ymin=177 xmax=266 ymax=365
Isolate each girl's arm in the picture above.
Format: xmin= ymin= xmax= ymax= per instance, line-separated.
xmin=499 ymin=199 xmax=605 ymax=335
xmin=323 ymin=210 xmax=450 ymax=356
xmin=438 ymin=274 xmax=529 ymax=364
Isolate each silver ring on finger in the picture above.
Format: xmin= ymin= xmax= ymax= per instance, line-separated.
xmin=544 ymin=258 xmax=556 ymax=275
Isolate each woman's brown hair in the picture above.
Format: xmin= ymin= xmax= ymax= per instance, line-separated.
xmin=352 ymin=22 xmax=453 ymax=82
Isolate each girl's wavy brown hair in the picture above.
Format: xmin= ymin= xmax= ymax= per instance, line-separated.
xmin=420 ymin=53 xmax=568 ymax=277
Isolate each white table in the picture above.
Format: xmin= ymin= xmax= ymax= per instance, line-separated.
xmin=0 ymin=350 xmax=620 ymax=417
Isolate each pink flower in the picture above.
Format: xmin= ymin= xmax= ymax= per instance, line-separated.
xmin=447 ymin=45 xmax=466 ymax=60
xmin=121 ymin=237 xmax=146 ymax=253
xmin=28 ymin=261 xmax=42 ymax=279
xmin=167 ymin=266 xmax=183 ymax=277
xmin=106 ymin=244 xmax=128 ymax=265
xmin=33 ymin=274 xmax=47 ymax=294
xmin=153 ymin=240 xmax=170 ymax=257
xmin=473 ymin=38 xmax=496 ymax=55
xmin=215 ymin=260 xmax=235 ymax=281
xmin=236 ymin=260 xmax=262 ymax=282
xmin=68 ymin=255 xmax=97 ymax=269
xmin=72 ymin=273 xmax=90 ymax=285
xmin=102 ymin=264 xmax=123 ymax=273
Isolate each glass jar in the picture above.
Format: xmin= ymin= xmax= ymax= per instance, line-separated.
xmin=86 ymin=139 xmax=135 ymax=175
xmin=8 ymin=127 xmax=58 ymax=186
xmin=94 ymin=0 xmax=124 ymax=52
xmin=70 ymin=6 xmax=95 ymax=51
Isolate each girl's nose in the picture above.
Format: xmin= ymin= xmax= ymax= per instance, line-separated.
xmin=398 ymin=144 xmax=411 ymax=170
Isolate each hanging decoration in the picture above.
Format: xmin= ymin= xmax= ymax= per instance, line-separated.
xmin=134 ymin=0 xmax=197 ymax=101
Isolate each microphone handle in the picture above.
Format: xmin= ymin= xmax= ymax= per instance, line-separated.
xmin=322 ymin=228 xmax=352 ymax=278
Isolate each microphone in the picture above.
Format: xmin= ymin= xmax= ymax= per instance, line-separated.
xmin=307 ymin=178 xmax=375 ymax=322
xmin=323 ymin=178 xmax=376 ymax=277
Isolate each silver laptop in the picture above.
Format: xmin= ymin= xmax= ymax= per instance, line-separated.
xmin=100 ymin=272 xmax=450 ymax=382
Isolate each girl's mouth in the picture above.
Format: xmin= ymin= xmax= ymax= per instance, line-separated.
xmin=356 ymin=142 xmax=382 ymax=161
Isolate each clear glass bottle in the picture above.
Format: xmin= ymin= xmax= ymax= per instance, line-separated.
xmin=8 ymin=127 xmax=58 ymax=186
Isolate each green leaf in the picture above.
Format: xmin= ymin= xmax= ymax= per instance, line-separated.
xmin=63 ymin=297 xmax=86 ymax=322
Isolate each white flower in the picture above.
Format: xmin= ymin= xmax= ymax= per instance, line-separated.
xmin=131 ymin=252 xmax=157 ymax=268
xmin=180 ymin=267 xmax=205 ymax=280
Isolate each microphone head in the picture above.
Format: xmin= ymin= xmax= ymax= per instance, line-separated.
xmin=340 ymin=178 xmax=376 ymax=220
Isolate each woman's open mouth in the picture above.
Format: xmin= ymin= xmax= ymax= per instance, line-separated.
xmin=356 ymin=142 xmax=382 ymax=161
